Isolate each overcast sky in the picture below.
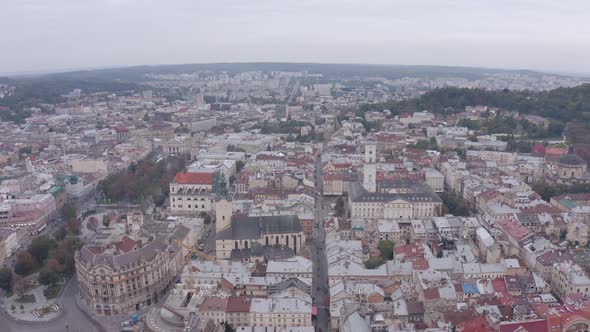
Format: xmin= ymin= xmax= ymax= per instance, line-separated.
xmin=2 ymin=0 xmax=590 ymax=75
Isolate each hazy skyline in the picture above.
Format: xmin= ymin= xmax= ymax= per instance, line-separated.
xmin=2 ymin=0 xmax=590 ymax=75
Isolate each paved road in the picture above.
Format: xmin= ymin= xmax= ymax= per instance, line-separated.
xmin=312 ymin=153 xmax=330 ymax=332
xmin=2 ymin=277 xmax=106 ymax=332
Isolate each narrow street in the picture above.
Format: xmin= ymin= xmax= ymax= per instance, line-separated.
xmin=312 ymin=153 xmax=330 ymax=332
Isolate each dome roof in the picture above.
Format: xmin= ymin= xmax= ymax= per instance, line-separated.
xmin=559 ymin=153 xmax=586 ymax=166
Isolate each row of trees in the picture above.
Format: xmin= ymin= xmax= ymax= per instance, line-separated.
xmin=407 ymin=138 xmax=439 ymax=150
xmin=98 ymin=155 xmax=188 ymax=206
xmin=456 ymin=117 xmax=565 ymax=139
xmin=533 ymin=180 xmax=590 ymax=202
xmin=0 ymin=201 xmax=84 ymax=294
xmin=438 ymin=191 xmax=470 ymax=216
xmin=1 ymin=230 xmax=83 ymax=294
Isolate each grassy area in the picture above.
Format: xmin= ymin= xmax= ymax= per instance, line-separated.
xmin=16 ymin=294 xmax=36 ymax=303
xmin=43 ymin=284 xmax=63 ymax=300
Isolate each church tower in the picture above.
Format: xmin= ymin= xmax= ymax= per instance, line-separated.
xmin=215 ymin=199 xmax=233 ymax=233
xmin=363 ymin=139 xmax=377 ymax=193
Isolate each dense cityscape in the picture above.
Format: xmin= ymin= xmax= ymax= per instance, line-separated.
xmin=0 ymin=63 xmax=590 ymax=332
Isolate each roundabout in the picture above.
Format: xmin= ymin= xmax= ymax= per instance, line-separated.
xmin=32 ymin=303 xmax=61 ymax=319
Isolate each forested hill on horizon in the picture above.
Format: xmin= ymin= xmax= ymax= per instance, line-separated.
xmin=361 ymin=84 xmax=590 ymax=122
xmin=360 ymin=84 xmax=590 ymax=164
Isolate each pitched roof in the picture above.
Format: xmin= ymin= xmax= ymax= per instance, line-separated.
xmin=173 ymin=172 xmax=214 ymax=185
xmin=117 ymin=235 xmax=138 ymax=253
xmin=200 ymin=297 xmax=228 ymax=312
xmin=226 ymin=297 xmax=251 ymax=313
xmin=216 ymin=215 xmax=302 ymax=240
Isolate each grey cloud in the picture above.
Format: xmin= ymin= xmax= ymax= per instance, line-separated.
xmin=0 ymin=0 xmax=589 ymax=74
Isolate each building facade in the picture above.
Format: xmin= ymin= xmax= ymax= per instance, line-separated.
xmin=75 ymin=237 xmax=184 ymax=316
xmin=215 ymin=200 xmax=305 ymax=259
xmin=169 ymin=172 xmax=216 ymax=214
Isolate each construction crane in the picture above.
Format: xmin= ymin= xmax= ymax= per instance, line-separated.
xmin=175 ymin=240 xmax=229 ymax=295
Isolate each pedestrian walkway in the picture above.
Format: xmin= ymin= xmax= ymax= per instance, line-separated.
xmin=3 ymin=285 xmax=62 ymax=322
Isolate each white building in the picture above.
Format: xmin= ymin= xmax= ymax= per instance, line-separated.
xmin=267 ymin=256 xmax=313 ymax=279
xmin=249 ymin=298 xmax=312 ymax=327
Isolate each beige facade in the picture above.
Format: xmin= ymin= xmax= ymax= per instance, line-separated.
xmin=425 ymin=169 xmax=444 ymax=193
xmin=70 ymin=159 xmax=109 ymax=174
xmin=169 ymin=173 xmax=215 ymax=214
xmin=323 ymin=175 xmax=351 ymax=196
xmin=162 ymin=135 xmax=200 ymax=159
xmin=0 ymin=229 xmax=18 ymax=264
xmin=215 ymin=230 xmax=304 ymax=260
xmin=551 ymin=262 xmax=590 ymax=300
xmin=350 ymin=198 xmax=441 ymax=220
xmin=170 ymin=191 xmax=216 ymax=214
xmin=249 ymin=298 xmax=311 ymax=327
xmin=75 ymin=237 xmax=183 ymax=316
xmin=558 ymin=163 xmax=587 ymax=179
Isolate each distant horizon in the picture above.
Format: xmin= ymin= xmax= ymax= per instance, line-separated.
xmin=3 ymin=1 xmax=590 ymax=76
xmin=3 ymin=61 xmax=590 ymax=79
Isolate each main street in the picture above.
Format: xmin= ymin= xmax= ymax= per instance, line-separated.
xmin=312 ymin=153 xmax=330 ymax=332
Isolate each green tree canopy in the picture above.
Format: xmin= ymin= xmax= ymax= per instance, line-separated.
xmin=14 ymin=251 xmax=35 ymax=276
xmin=438 ymin=192 xmax=470 ymax=216
xmin=364 ymin=257 xmax=386 ymax=269
xmin=378 ymin=240 xmax=395 ymax=260
xmin=28 ymin=235 xmax=57 ymax=263
xmin=61 ymin=202 xmax=77 ymax=221
xmin=38 ymin=268 xmax=60 ymax=286
xmin=335 ymin=196 xmax=345 ymax=217
xmin=0 ymin=267 xmax=13 ymax=292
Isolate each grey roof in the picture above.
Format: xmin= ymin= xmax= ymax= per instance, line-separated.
xmin=378 ymin=178 xmax=418 ymax=190
xmin=78 ymin=237 xmax=172 ymax=269
xmin=349 ymin=181 xmax=442 ymax=203
xmin=229 ymin=245 xmax=295 ymax=261
xmin=216 ymin=215 xmax=302 ymax=240
xmin=268 ymin=277 xmax=312 ymax=296
xmin=559 ymin=153 xmax=586 ymax=166
xmin=172 ymin=225 xmax=190 ymax=242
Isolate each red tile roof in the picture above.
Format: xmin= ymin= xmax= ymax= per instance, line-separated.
xmin=536 ymin=250 xmax=572 ymax=266
xmin=546 ymin=147 xmax=567 ymax=156
xmin=492 ymin=277 xmax=507 ymax=293
xmin=174 ymin=172 xmax=214 ymax=185
xmin=458 ymin=317 xmax=495 ymax=332
xmin=412 ymin=259 xmax=429 ymax=270
xmin=500 ymin=319 xmax=547 ymax=332
xmin=200 ymin=297 xmax=228 ymax=311
xmin=117 ymin=235 xmax=138 ymax=253
xmin=226 ymin=297 xmax=251 ymax=313
xmin=423 ymin=288 xmax=440 ymax=300
xmin=395 ymin=243 xmax=425 ymax=261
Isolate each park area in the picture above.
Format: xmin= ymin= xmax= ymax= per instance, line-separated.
xmin=3 ymin=282 xmax=63 ymax=321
